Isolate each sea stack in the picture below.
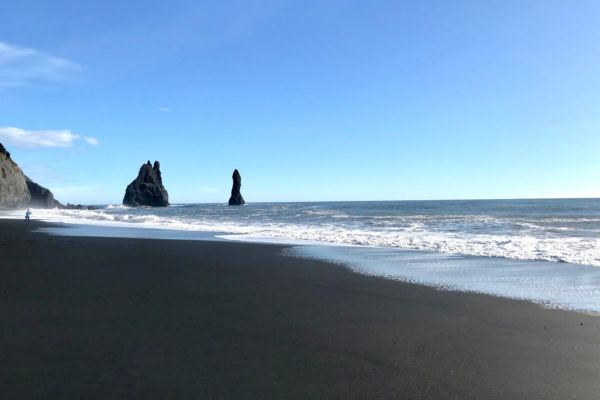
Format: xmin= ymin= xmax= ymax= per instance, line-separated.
xmin=123 ymin=161 xmax=169 ymax=207
xmin=228 ymin=169 xmax=245 ymax=205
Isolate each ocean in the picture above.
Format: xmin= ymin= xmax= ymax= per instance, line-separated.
xmin=3 ymin=198 xmax=600 ymax=312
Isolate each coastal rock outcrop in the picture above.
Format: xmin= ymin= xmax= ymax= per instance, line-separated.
xmin=0 ymin=142 xmax=75 ymax=209
xmin=0 ymin=143 xmax=31 ymax=208
xmin=65 ymin=203 xmax=96 ymax=210
xmin=123 ymin=161 xmax=169 ymax=207
xmin=25 ymin=176 xmax=62 ymax=208
xmin=228 ymin=169 xmax=245 ymax=206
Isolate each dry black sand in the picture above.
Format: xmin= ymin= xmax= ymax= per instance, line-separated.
xmin=1 ymin=219 xmax=599 ymax=399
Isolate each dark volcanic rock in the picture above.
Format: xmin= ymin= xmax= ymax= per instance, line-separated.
xmin=228 ymin=169 xmax=245 ymax=206
xmin=1 ymin=142 xmax=71 ymax=209
xmin=0 ymin=143 xmax=10 ymax=159
xmin=123 ymin=161 xmax=169 ymax=207
xmin=25 ymin=176 xmax=62 ymax=208
xmin=0 ymin=143 xmax=30 ymax=208
xmin=65 ymin=203 xmax=96 ymax=210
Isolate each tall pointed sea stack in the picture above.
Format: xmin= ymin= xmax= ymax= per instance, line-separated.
xmin=123 ymin=161 xmax=169 ymax=207
xmin=228 ymin=169 xmax=245 ymax=205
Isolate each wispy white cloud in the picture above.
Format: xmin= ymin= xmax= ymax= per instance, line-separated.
xmin=0 ymin=42 xmax=81 ymax=87
xmin=0 ymin=126 xmax=99 ymax=148
xmin=158 ymin=107 xmax=169 ymax=112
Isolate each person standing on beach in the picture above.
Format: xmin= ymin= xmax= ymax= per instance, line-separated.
xmin=25 ymin=209 xmax=31 ymax=222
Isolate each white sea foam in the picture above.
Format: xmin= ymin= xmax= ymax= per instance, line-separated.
xmin=105 ymin=204 xmax=131 ymax=210
xmin=2 ymin=204 xmax=600 ymax=267
xmin=288 ymin=245 xmax=600 ymax=313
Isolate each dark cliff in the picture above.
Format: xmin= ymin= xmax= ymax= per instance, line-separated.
xmin=0 ymin=144 xmax=31 ymax=208
xmin=0 ymin=143 xmax=64 ymax=209
xmin=25 ymin=176 xmax=62 ymax=208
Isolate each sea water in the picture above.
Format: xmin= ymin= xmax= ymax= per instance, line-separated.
xmin=3 ymin=199 xmax=600 ymax=311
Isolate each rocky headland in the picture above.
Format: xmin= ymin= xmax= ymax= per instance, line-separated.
xmin=0 ymin=143 xmax=31 ymax=208
xmin=123 ymin=161 xmax=169 ymax=207
xmin=0 ymin=143 xmax=97 ymax=210
xmin=25 ymin=176 xmax=62 ymax=208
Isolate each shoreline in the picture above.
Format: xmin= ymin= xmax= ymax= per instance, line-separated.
xmin=16 ymin=217 xmax=600 ymax=313
xmin=2 ymin=218 xmax=600 ymax=398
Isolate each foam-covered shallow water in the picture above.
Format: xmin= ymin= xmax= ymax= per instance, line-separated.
xmin=288 ymin=245 xmax=600 ymax=313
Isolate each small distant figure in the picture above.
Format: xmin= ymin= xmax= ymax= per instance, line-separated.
xmin=25 ymin=209 xmax=31 ymax=222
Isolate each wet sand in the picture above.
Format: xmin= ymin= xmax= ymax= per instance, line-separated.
xmin=1 ymin=219 xmax=599 ymax=399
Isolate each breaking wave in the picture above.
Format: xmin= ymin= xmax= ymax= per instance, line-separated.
xmin=3 ymin=199 xmax=600 ymax=267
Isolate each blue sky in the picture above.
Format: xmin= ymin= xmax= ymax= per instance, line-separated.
xmin=1 ymin=0 xmax=599 ymax=204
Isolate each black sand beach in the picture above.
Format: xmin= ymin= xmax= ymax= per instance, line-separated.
xmin=1 ymin=219 xmax=599 ymax=399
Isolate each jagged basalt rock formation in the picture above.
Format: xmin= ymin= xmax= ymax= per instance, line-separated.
xmin=228 ymin=169 xmax=245 ymax=205
xmin=26 ymin=176 xmax=62 ymax=208
xmin=123 ymin=161 xmax=169 ymax=207
xmin=0 ymin=143 xmax=31 ymax=208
